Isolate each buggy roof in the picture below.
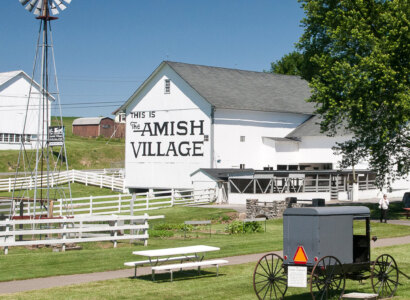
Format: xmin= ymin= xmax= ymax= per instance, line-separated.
xmin=284 ymin=206 xmax=370 ymax=217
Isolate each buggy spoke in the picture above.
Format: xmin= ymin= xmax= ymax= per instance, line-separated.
xmin=253 ymin=253 xmax=287 ymax=300
xmin=255 ymin=272 xmax=270 ymax=279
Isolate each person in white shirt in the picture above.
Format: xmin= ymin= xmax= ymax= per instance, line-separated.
xmin=379 ymin=194 xmax=389 ymax=223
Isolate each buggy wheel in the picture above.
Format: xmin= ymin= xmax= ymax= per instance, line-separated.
xmin=253 ymin=253 xmax=287 ymax=300
xmin=310 ymin=256 xmax=345 ymax=300
xmin=371 ymin=254 xmax=399 ymax=298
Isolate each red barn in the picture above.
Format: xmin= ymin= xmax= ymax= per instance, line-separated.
xmin=72 ymin=117 xmax=114 ymax=138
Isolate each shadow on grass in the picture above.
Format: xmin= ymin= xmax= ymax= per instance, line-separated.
xmin=133 ymin=269 xmax=225 ymax=283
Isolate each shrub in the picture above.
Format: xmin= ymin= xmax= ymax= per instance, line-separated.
xmin=154 ymin=223 xmax=192 ymax=231
xmin=148 ymin=229 xmax=174 ymax=238
xmin=225 ymin=220 xmax=263 ymax=234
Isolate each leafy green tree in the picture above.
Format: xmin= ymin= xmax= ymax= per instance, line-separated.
xmin=270 ymin=51 xmax=304 ymax=76
xmin=270 ymin=51 xmax=319 ymax=81
xmin=297 ymin=0 xmax=409 ymax=187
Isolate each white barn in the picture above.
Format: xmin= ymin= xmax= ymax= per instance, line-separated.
xmin=0 ymin=70 xmax=53 ymax=150
xmin=118 ymin=61 xmax=409 ymax=200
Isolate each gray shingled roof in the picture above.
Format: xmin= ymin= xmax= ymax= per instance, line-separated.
xmin=118 ymin=61 xmax=315 ymax=115
xmin=72 ymin=117 xmax=111 ymax=126
xmin=166 ymin=61 xmax=315 ymax=114
xmin=286 ymin=115 xmax=351 ymax=138
xmin=286 ymin=115 xmax=323 ymax=138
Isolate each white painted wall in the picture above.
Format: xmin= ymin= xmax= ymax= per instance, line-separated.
xmin=213 ymin=109 xmax=310 ymax=169
xmin=0 ymin=73 xmax=51 ymax=150
xmin=125 ymin=64 xmax=212 ymax=189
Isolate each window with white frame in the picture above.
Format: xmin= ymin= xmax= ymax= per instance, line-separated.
xmin=240 ymin=136 xmax=245 ymax=142
xmin=0 ymin=133 xmax=32 ymax=144
xmin=164 ymin=79 xmax=171 ymax=94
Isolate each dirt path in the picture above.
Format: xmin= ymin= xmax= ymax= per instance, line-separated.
xmin=0 ymin=235 xmax=409 ymax=295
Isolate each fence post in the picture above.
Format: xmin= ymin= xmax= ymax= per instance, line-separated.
xmin=62 ymin=217 xmax=67 ymax=252
xmin=118 ymin=194 xmax=121 ymax=213
xmin=112 ymin=177 xmax=114 ymax=191
xmin=146 ymin=192 xmax=149 ymax=210
xmin=113 ymin=219 xmax=118 ymax=248
xmin=86 ymin=173 xmax=88 ymax=186
xmin=144 ymin=213 xmax=148 ymax=246
xmin=100 ymin=175 xmax=103 ymax=188
xmin=4 ymin=218 xmax=10 ymax=255
xmin=59 ymin=198 xmax=63 ymax=216
xmin=171 ymin=188 xmax=175 ymax=207
xmin=72 ymin=170 xmax=75 ymax=183
xmin=8 ymin=178 xmax=11 ymax=192
xmin=130 ymin=193 xmax=135 ymax=239
xmin=90 ymin=196 xmax=93 ymax=215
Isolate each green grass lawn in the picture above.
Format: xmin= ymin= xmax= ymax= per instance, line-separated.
xmin=0 ymin=206 xmax=408 ymax=282
xmin=0 ymin=183 xmax=120 ymax=199
xmin=2 ymin=244 xmax=409 ymax=300
xmin=0 ymin=117 xmax=124 ymax=173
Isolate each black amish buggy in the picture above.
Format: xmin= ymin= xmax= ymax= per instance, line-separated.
xmin=253 ymin=206 xmax=403 ymax=300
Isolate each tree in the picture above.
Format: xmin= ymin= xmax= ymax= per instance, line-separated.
xmin=270 ymin=51 xmax=304 ymax=76
xmin=269 ymin=51 xmax=319 ymax=81
xmin=297 ymin=0 xmax=410 ymax=187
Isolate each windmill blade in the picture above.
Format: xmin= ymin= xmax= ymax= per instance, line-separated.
xmin=33 ymin=0 xmax=44 ymax=16
xmin=24 ymin=0 xmax=39 ymax=13
xmin=52 ymin=0 xmax=67 ymax=11
xmin=19 ymin=0 xmax=72 ymax=16
xmin=50 ymin=1 xmax=59 ymax=15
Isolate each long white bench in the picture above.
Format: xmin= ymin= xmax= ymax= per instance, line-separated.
xmin=124 ymin=255 xmax=196 ymax=277
xmin=151 ymin=259 xmax=229 ymax=282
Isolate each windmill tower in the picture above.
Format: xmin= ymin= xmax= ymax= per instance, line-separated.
xmin=11 ymin=0 xmax=73 ymax=219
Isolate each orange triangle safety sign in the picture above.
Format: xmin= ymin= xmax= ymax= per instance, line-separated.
xmin=293 ymin=246 xmax=308 ymax=264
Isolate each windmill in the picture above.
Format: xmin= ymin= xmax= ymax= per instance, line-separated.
xmin=11 ymin=0 xmax=73 ymax=220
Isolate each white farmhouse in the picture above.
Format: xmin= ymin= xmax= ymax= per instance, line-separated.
xmin=0 ymin=70 xmax=52 ymax=150
xmin=118 ymin=61 xmax=409 ymax=201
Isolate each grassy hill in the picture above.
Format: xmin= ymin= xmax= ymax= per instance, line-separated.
xmin=0 ymin=117 xmax=125 ymax=172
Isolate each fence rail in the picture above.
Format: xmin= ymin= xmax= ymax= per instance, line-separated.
xmin=55 ymin=188 xmax=216 ymax=216
xmin=0 ymin=188 xmax=216 ymax=218
xmin=0 ymin=169 xmax=125 ymax=192
xmin=0 ymin=214 xmax=164 ymax=254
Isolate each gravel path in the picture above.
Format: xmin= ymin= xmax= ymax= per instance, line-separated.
xmin=0 ymin=235 xmax=409 ymax=295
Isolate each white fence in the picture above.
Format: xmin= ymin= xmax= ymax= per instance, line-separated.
xmin=55 ymin=188 xmax=216 ymax=216
xmin=0 ymin=169 xmax=125 ymax=192
xmin=1 ymin=188 xmax=216 ymax=217
xmin=0 ymin=214 xmax=164 ymax=255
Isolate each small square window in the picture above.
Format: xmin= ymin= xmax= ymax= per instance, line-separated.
xmin=204 ymin=135 xmax=209 ymax=142
xmin=240 ymin=136 xmax=245 ymax=142
xmin=164 ymin=79 xmax=171 ymax=94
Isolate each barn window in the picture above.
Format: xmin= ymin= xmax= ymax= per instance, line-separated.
xmin=102 ymin=124 xmax=111 ymax=129
xmin=164 ymin=79 xmax=171 ymax=94
xmin=204 ymin=135 xmax=209 ymax=141
xmin=0 ymin=133 xmax=3 ymax=142
xmin=240 ymin=136 xmax=245 ymax=142
xmin=119 ymin=113 xmax=126 ymax=122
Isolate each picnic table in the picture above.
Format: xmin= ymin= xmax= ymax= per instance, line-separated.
xmin=129 ymin=245 xmax=227 ymax=281
xmin=133 ymin=245 xmax=219 ymax=264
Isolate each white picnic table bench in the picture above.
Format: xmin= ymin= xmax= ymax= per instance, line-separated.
xmin=125 ymin=245 xmax=228 ymax=281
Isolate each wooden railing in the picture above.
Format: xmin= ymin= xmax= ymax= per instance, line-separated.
xmin=0 ymin=214 xmax=164 ymax=255
xmin=0 ymin=169 xmax=125 ymax=192
xmin=54 ymin=189 xmax=216 ymax=216
xmin=2 ymin=188 xmax=216 ymax=217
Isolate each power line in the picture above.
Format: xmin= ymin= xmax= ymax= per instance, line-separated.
xmin=0 ymin=100 xmax=124 ymax=108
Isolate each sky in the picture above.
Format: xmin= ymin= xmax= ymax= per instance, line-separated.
xmin=1 ymin=0 xmax=306 ymax=117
